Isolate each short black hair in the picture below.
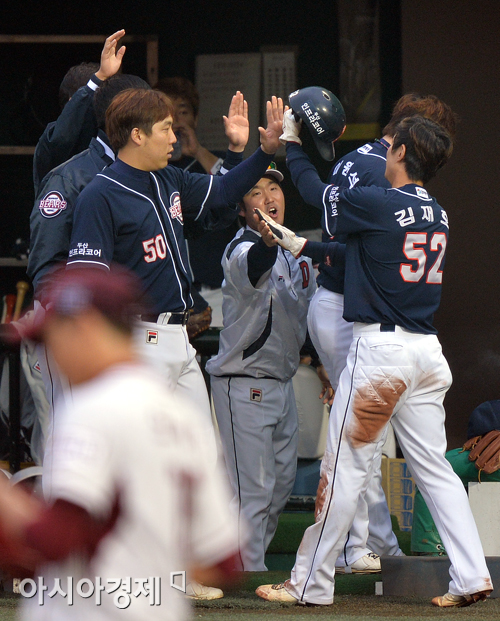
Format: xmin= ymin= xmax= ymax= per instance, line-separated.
xmin=58 ymin=62 xmax=99 ymax=109
xmin=155 ymin=76 xmax=200 ymax=117
xmin=93 ymin=74 xmax=151 ymax=130
xmin=392 ymin=116 xmax=453 ymax=184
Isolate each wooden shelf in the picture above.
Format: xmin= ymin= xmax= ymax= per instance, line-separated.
xmin=0 ymin=258 xmax=28 ymax=267
xmin=0 ymin=147 xmax=35 ymax=155
xmin=0 ymin=34 xmax=159 ymax=155
xmin=0 ymin=34 xmax=158 ymax=86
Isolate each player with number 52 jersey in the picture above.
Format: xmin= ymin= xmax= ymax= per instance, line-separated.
xmin=257 ymin=115 xmax=492 ymax=608
xmin=320 ymin=180 xmax=448 ymax=334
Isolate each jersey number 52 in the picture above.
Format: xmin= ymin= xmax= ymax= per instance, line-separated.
xmin=400 ymin=232 xmax=447 ymax=284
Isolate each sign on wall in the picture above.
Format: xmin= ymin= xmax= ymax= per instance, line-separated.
xmin=195 ymin=51 xmax=296 ymax=155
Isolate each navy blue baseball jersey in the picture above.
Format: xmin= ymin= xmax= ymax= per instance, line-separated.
xmin=287 ymin=143 xmax=449 ymax=334
xmin=29 ymin=131 xmax=114 ymax=296
xmin=68 ymin=147 xmax=274 ymax=314
xmin=317 ymin=139 xmax=391 ymax=295
xmin=33 ymin=75 xmax=102 ymax=194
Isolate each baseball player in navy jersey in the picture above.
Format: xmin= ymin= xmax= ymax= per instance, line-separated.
xmin=256 ymin=115 xmax=493 ymax=607
xmin=307 ymin=94 xmax=459 ymax=573
xmin=68 ymin=88 xmax=283 ymax=421
xmin=206 ymin=164 xmax=317 ymax=571
xmin=66 ymin=94 xmax=284 ymax=589
xmin=26 ymin=74 xmax=150 ymax=468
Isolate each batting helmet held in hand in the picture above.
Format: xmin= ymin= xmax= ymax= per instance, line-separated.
xmin=289 ymin=87 xmax=346 ymax=161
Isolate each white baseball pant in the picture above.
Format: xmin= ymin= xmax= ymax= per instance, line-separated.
xmin=133 ymin=319 xmax=217 ymax=459
xmin=287 ymin=323 xmax=492 ymax=604
xmin=307 ymin=287 xmax=401 ymax=565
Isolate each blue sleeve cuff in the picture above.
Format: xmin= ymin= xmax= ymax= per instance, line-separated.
xmin=220 ymin=150 xmax=244 ymax=173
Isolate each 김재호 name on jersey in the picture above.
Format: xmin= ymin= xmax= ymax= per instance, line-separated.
xmin=68 ymin=242 xmax=102 ymax=257
xmin=394 ymin=206 xmax=449 ymax=228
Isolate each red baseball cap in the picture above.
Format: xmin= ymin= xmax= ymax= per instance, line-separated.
xmin=22 ymin=265 xmax=147 ymax=342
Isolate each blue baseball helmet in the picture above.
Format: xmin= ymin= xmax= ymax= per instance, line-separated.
xmin=289 ymin=87 xmax=346 ymax=161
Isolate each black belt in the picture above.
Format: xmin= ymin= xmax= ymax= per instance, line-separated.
xmin=380 ymin=324 xmax=396 ymax=332
xmin=141 ymin=311 xmax=190 ymax=326
xmin=216 ymin=374 xmax=279 ymax=380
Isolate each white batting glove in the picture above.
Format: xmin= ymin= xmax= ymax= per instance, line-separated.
xmin=279 ymin=109 xmax=302 ymax=145
xmin=254 ymin=209 xmax=307 ymax=257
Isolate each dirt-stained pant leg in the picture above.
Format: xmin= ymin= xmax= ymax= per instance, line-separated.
xmin=287 ymin=331 xmax=411 ymax=605
xmin=288 ymin=326 xmax=492 ymax=605
xmin=307 ymin=287 xmax=401 ymax=567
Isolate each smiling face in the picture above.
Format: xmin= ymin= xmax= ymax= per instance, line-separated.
xmin=239 ymin=175 xmax=285 ymax=231
xmin=136 ymin=115 xmax=177 ymax=171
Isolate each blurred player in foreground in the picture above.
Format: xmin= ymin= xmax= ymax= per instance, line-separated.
xmin=207 ymin=163 xmax=322 ymax=571
xmin=256 ymin=113 xmax=493 ymax=607
xmin=0 ymin=266 xmax=239 ymax=620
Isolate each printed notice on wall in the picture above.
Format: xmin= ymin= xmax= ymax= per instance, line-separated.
xmin=195 ymin=53 xmax=262 ymax=153
xmin=262 ymin=52 xmax=296 ymax=109
xmin=262 ymin=51 xmax=296 ymax=158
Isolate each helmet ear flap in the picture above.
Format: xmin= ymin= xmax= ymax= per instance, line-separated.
xmin=289 ymin=87 xmax=346 ymax=161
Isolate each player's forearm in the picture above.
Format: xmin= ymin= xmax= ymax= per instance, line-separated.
xmin=217 ymin=147 xmax=274 ymax=204
xmin=219 ymin=149 xmax=243 ymax=175
xmin=0 ymin=478 xmax=44 ymax=574
xmin=199 ymin=150 xmax=242 ymax=229
xmin=300 ymin=241 xmax=345 ymax=267
xmin=285 ymin=143 xmax=330 ymax=211
xmin=41 ymin=77 xmax=100 ymax=149
xmin=24 ymin=499 xmax=98 ymax=562
xmin=247 ymin=238 xmax=278 ymax=287
xmin=34 ymin=79 xmax=99 ymax=189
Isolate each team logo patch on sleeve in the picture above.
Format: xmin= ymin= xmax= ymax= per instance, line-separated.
xmin=146 ymin=330 xmax=159 ymax=344
xmin=39 ymin=191 xmax=67 ymax=218
xmin=250 ymin=388 xmax=262 ymax=402
xmin=169 ymin=192 xmax=183 ymax=223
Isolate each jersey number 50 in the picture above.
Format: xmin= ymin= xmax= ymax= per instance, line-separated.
xmin=400 ymin=232 xmax=447 ymax=284
xmin=143 ymin=234 xmax=168 ymax=263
